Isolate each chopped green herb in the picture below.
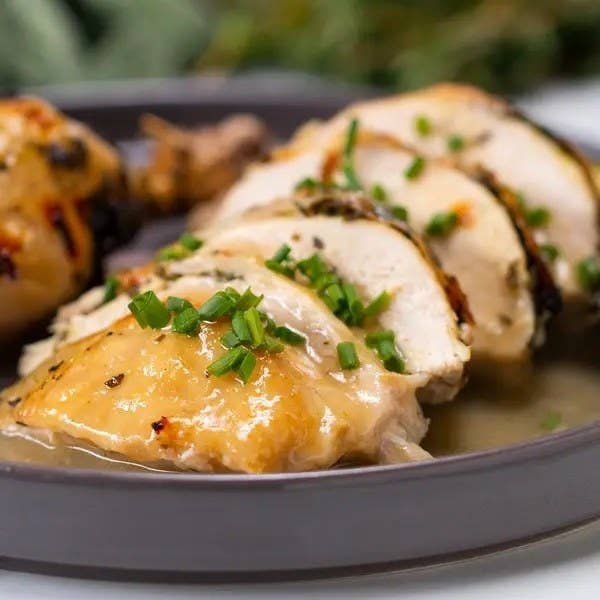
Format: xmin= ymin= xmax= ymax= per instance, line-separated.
xmin=447 ymin=134 xmax=465 ymax=153
xmin=103 ymin=275 xmax=119 ymax=304
xmin=166 ymin=296 xmax=194 ymax=314
xmin=337 ymin=341 xmax=360 ymax=370
xmin=220 ymin=329 xmax=241 ymax=348
xmin=236 ymin=350 xmax=256 ymax=383
xmin=404 ymin=156 xmax=425 ymax=180
xmin=263 ymin=335 xmax=285 ymax=353
xmin=415 ymin=115 xmax=432 ymax=137
xmin=541 ymin=411 xmax=562 ymax=431
xmin=244 ymin=306 xmax=265 ymax=346
xmin=273 ymin=326 xmax=305 ymax=345
xmin=178 ymin=232 xmax=203 ymax=251
xmin=171 ymin=307 xmax=201 ymax=336
xmin=295 ymin=177 xmax=319 ymax=191
xmin=128 ymin=291 xmax=171 ymax=329
xmin=236 ymin=287 xmax=263 ymax=310
xmin=342 ymin=118 xmax=362 ymax=190
xmin=272 ymin=243 xmax=292 ymax=263
xmin=232 ymin=310 xmax=252 ymax=343
xmin=365 ymin=329 xmax=405 ymax=373
xmin=525 ymin=207 xmax=551 ymax=228
xmin=223 ymin=287 xmax=242 ymax=306
xmin=197 ymin=291 xmax=236 ymax=321
xmin=265 ymin=260 xmax=295 ymax=278
xmin=206 ymin=346 xmax=247 ymax=377
xmin=297 ymin=253 xmax=329 ymax=282
xmin=390 ymin=205 xmax=409 ymax=221
xmin=425 ymin=211 xmax=459 ymax=237
xmin=156 ymin=245 xmax=187 ymax=261
xmin=364 ymin=291 xmax=391 ymax=318
xmin=370 ymin=183 xmax=388 ymax=203
xmin=540 ymin=244 xmax=560 ymax=263
xmin=576 ymin=256 xmax=600 ymax=292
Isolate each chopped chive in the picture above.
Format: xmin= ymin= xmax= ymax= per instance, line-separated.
xmin=206 ymin=346 xmax=247 ymax=377
xmin=342 ymin=283 xmax=364 ymax=323
xmin=425 ymin=211 xmax=459 ymax=237
xmin=337 ymin=341 xmax=360 ymax=370
xmin=156 ymin=245 xmax=187 ymax=261
xmin=265 ymin=259 xmax=295 ymax=278
xmin=171 ymin=307 xmax=200 ymax=336
xmin=166 ymin=296 xmax=194 ymax=314
xmin=415 ymin=114 xmax=432 ymax=137
xmin=221 ymin=329 xmax=241 ymax=348
xmin=103 ymin=275 xmax=119 ymax=304
xmin=540 ymin=244 xmax=560 ymax=263
xmin=274 ymin=326 xmax=305 ymax=345
xmin=365 ymin=330 xmax=405 ymax=373
xmin=197 ymin=291 xmax=236 ymax=321
xmin=322 ymin=283 xmax=345 ymax=312
xmin=244 ymin=307 xmax=265 ymax=346
xmin=576 ymin=256 xmax=600 ymax=292
xmin=232 ymin=310 xmax=252 ymax=343
xmin=128 ymin=291 xmax=171 ymax=329
xmin=364 ymin=291 xmax=391 ymax=318
xmin=260 ymin=311 xmax=277 ymax=334
xmin=264 ymin=335 xmax=285 ymax=353
xmin=297 ymin=253 xmax=328 ymax=282
xmin=525 ymin=206 xmax=551 ymax=228
xmin=370 ymin=183 xmax=388 ymax=203
xmin=223 ymin=287 xmax=242 ymax=306
xmin=404 ymin=156 xmax=426 ymax=180
xmin=447 ymin=134 xmax=465 ymax=153
xmin=236 ymin=350 xmax=256 ymax=383
xmin=272 ymin=243 xmax=292 ymax=263
xmin=390 ymin=205 xmax=409 ymax=222
xmin=236 ymin=287 xmax=263 ymax=310
xmin=541 ymin=411 xmax=562 ymax=431
xmin=295 ymin=177 xmax=319 ymax=191
xmin=342 ymin=118 xmax=362 ymax=190
xmin=178 ymin=232 xmax=203 ymax=251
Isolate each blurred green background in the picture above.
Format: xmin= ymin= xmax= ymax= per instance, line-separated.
xmin=1 ymin=0 xmax=599 ymax=93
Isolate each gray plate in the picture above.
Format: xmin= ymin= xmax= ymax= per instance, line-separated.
xmin=0 ymin=77 xmax=599 ymax=581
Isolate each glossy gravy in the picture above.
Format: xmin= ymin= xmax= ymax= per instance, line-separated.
xmin=0 ymin=323 xmax=598 ymax=471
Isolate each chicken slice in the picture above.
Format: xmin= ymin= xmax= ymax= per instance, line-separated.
xmin=197 ymin=135 xmax=556 ymax=364
xmin=288 ymin=83 xmax=599 ymax=299
xmin=198 ymin=193 xmax=471 ymax=403
xmin=3 ymin=254 xmax=428 ymax=473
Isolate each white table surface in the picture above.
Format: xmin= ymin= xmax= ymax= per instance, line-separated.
xmin=2 ymin=78 xmax=599 ymax=599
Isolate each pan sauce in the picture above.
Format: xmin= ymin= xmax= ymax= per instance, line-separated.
xmin=0 ymin=325 xmax=598 ymax=471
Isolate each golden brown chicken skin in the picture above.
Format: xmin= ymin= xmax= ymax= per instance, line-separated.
xmin=0 ymin=97 xmax=124 ymax=338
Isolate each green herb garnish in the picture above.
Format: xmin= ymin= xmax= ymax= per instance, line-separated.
xmin=425 ymin=211 xmax=459 ymax=237
xmin=576 ymin=256 xmax=600 ymax=292
xmin=337 ymin=341 xmax=360 ymax=370
xmin=103 ymin=275 xmax=119 ymax=304
xmin=156 ymin=233 xmax=203 ymax=261
xmin=370 ymin=183 xmax=388 ymax=203
xmin=236 ymin=350 xmax=257 ymax=383
xmin=390 ymin=205 xmax=409 ymax=222
xmin=206 ymin=346 xmax=247 ymax=377
xmin=273 ymin=326 xmax=306 ymax=345
xmin=342 ymin=117 xmax=362 ymax=190
xmin=404 ymin=156 xmax=425 ymax=180
xmin=415 ymin=115 xmax=432 ymax=137
xmin=365 ymin=330 xmax=406 ymax=373
xmin=178 ymin=232 xmax=203 ymax=251
xmin=525 ymin=207 xmax=551 ymax=228
xmin=447 ymin=134 xmax=465 ymax=153
xmin=196 ymin=291 xmax=236 ymax=321
xmin=540 ymin=244 xmax=560 ymax=263
xmin=166 ymin=296 xmax=194 ymax=314
xmin=244 ymin=306 xmax=265 ymax=347
xmin=541 ymin=411 xmax=562 ymax=432
xmin=364 ymin=291 xmax=392 ymax=318
xmin=128 ymin=291 xmax=171 ymax=329
xmin=171 ymin=307 xmax=201 ymax=336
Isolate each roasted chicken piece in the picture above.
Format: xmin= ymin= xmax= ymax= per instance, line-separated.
xmin=198 ymin=193 xmax=471 ymax=403
xmin=287 ymin=83 xmax=599 ymax=300
xmin=131 ymin=113 xmax=268 ymax=213
xmin=3 ymin=254 xmax=429 ymax=473
xmin=0 ymin=97 xmax=127 ymax=339
xmin=194 ymin=133 xmax=556 ymax=364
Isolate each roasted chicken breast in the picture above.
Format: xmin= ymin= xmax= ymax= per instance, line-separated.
xmin=288 ymin=83 xmax=599 ymax=300
xmin=197 ymin=134 xmax=554 ymax=364
xmin=3 ymin=254 xmax=428 ymax=473
xmin=199 ymin=193 xmax=471 ymax=403
xmin=0 ymin=97 xmax=125 ymax=338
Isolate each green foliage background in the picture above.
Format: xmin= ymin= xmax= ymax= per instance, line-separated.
xmin=1 ymin=0 xmax=599 ymax=92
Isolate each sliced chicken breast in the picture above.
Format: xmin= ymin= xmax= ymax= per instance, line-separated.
xmin=4 ymin=254 xmax=428 ymax=473
xmin=198 ymin=135 xmax=556 ymax=363
xmin=199 ymin=193 xmax=471 ymax=403
xmin=288 ymin=83 xmax=599 ymax=299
